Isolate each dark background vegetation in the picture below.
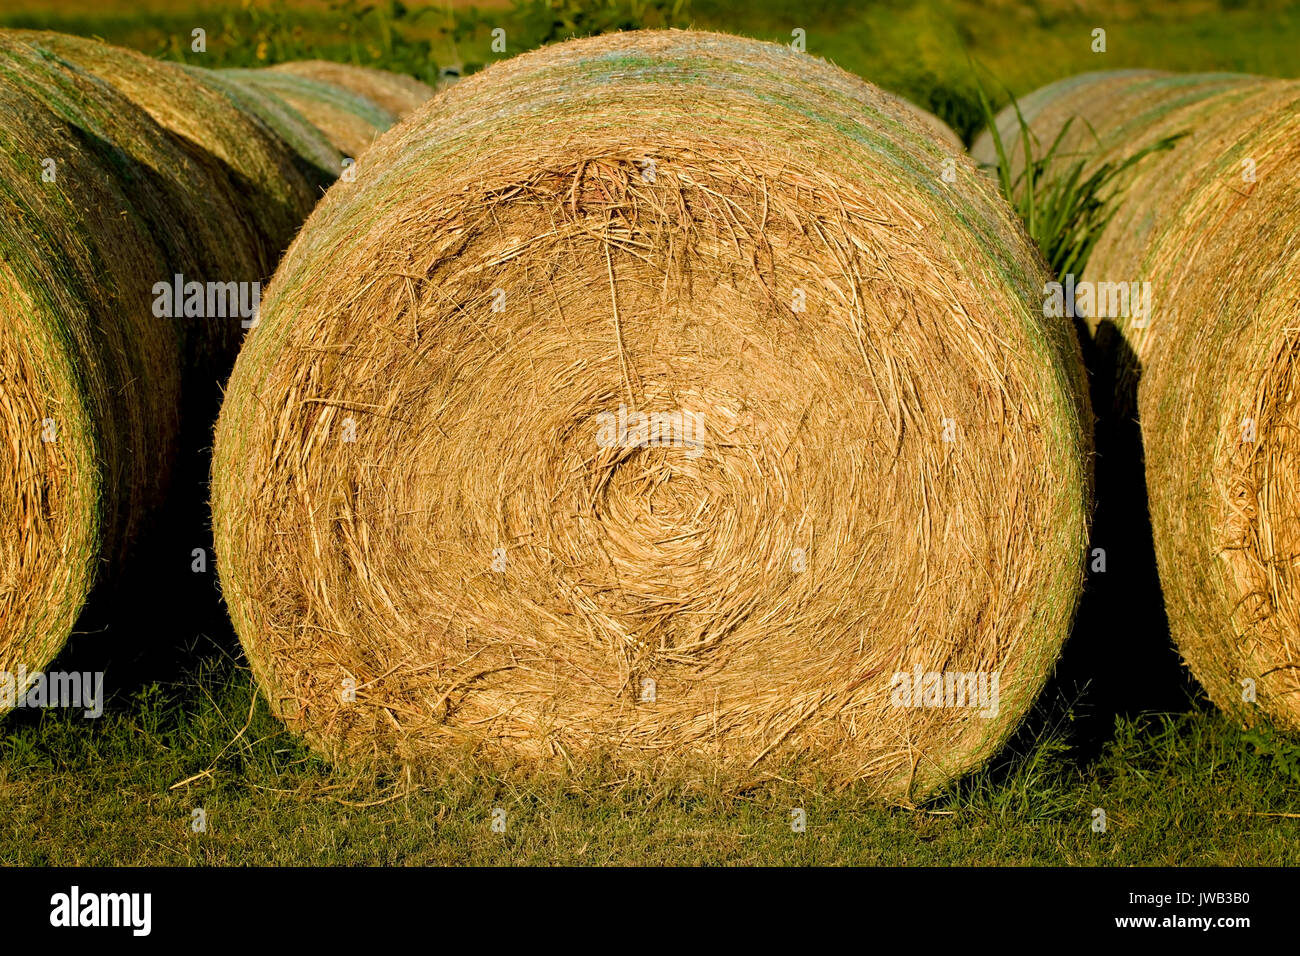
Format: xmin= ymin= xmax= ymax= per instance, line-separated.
xmin=5 ymin=0 xmax=1300 ymax=141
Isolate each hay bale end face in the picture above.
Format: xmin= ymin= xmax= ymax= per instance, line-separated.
xmin=213 ymin=30 xmax=1091 ymax=798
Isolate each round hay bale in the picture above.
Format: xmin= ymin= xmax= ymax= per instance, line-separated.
xmin=972 ymin=71 xmax=1275 ymax=307
xmin=212 ymin=30 xmax=1092 ymax=798
xmin=269 ymin=60 xmax=434 ymax=118
xmin=13 ymin=30 xmax=327 ymax=277
xmin=975 ymin=72 xmax=1300 ymax=733
xmin=220 ymin=68 xmax=398 ymax=160
xmin=0 ymin=32 xmax=285 ymax=709
xmin=972 ymin=70 xmax=1171 ymax=172
xmin=186 ymin=66 xmax=344 ymax=194
xmin=1110 ymin=85 xmax=1300 ymax=733
xmin=881 ymin=90 xmax=963 ymax=150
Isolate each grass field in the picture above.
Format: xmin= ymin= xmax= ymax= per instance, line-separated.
xmin=3 ymin=653 xmax=1299 ymax=865
xmin=4 ymin=0 xmax=1300 ymax=866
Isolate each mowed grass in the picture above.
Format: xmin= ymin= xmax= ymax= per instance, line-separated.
xmin=1 ymin=653 xmax=1297 ymax=866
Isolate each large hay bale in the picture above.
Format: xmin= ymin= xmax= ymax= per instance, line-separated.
xmin=1122 ymin=86 xmax=1300 ymax=734
xmin=975 ymin=72 xmax=1300 ymax=733
xmin=212 ymin=30 xmax=1091 ymax=798
xmin=269 ymin=60 xmax=434 ymax=118
xmin=0 ymin=32 xmax=307 ymax=710
xmin=220 ymin=68 xmax=399 ymax=159
xmin=14 ymin=31 xmax=326 ymax=276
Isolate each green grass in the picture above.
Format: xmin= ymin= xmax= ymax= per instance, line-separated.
xmin=973 ymin=80 xmax=1186 ymax=276
xmin=2 ymin=653 xmax=1296 ymax=865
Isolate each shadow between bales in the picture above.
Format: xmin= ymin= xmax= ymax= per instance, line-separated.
xmin=934 ymin=318 xmax=1211 ymax=804
xmin=51 ymin=348 xmax=244 ymax=690
xmin=0 ymin=140 xmax=270 ymax=727
xmin=0 ymin=88 xmax=340 ymax=733
xmin=0 ymin=391 xmax=241 ymax=738
xmin=1057 ymin=318 xmax=1203 ymax=759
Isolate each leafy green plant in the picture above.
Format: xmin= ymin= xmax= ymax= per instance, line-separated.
xmin=974 ymin=74 xmax=1185 ymax=277
xmin=152 ymin=0 xmax=445 ymax=84
xmin=1242 ymin=725 xmax=1300 ymax=785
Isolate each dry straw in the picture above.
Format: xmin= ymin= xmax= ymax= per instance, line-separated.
xmin=976 ymin=72 xmax=1300 ymax=733
xmin=12 ymin=31 xmax=328 ymax=362
xmin=268 ymin=59 xmax=434 ymax=117
xmin=212 ymin=30 xmax=1091 ymax=799
xmin=0 ymin=31 xmax=323 ymax=709
xmin=221 ymin=68 xmax=400 ymax=159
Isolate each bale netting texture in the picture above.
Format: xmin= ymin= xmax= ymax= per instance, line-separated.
xmin=12 ymin=31 xmax=326 ymax=283
xmin=212 ymin=30 xmax=1092 ymax=799
xmin=268 ymin=60 xmax=434 ymax=118
xmin=880 ymin=90 xmax=963 ymax=151
xmin=189 ymin=65 xmax=343 ymax=194
xmin=220 ymin=68 xmax=398 ymax=160
xmin=7 ymin=31 xmax=322 ymax=377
